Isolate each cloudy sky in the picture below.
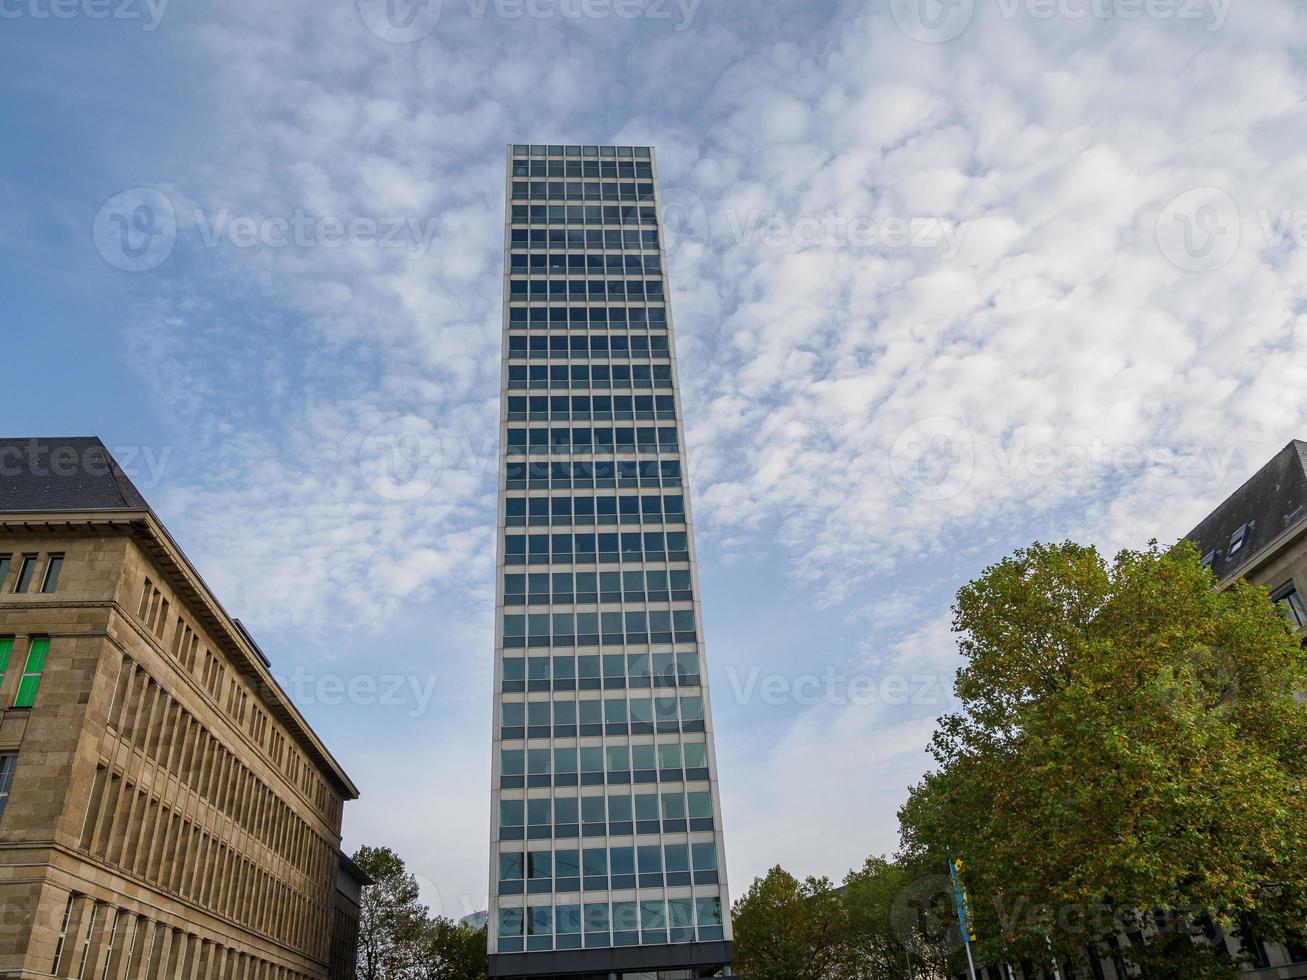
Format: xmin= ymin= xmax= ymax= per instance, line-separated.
xmin=4 ymin=0 xmax=1307 ymax=920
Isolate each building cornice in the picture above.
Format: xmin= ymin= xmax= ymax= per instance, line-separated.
xmin=0 ymin=509 xmax=359 ymax=800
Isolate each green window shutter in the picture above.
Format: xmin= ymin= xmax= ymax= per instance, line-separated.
xmin=0 ymin=637 xmax=12 ymax=688
xmin=14 ymin=637 xmax=49 ymax=709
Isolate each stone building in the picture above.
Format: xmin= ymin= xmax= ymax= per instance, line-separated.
xmin=0 ymin=436 xmax=363 ymax=980
xmin=1182 ymin=438 xmax=1307 ymax=979
xmin=1186 ymin=439 xmax=1307 ymax=631
xmin=329 ymin=854 xmax=369 ymax=980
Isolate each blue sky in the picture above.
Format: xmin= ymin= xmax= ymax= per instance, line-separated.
xmin=4 ymin=0 xmax=1307 ymax=921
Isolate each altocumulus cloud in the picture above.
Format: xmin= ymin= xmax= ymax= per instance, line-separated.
xmin=97 ymin=0 xmax=1307 ymax=899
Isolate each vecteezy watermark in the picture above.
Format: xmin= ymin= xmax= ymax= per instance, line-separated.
xmin=891 ymin=420 xmax=1237 ymax=501
xmin=660 ymin=187 xmax=710 ymax=273
xmin=93 ymin=186 xmax=441 ymax=272
xmin=358 ymin=416 xmax=446 ymax=502
xmin=724 ymin=212 xmax=968 ymax=258
xmin=93 ymin=187 xmax=177 ymax=272
xmin=467 ymin=0 xmax=700 ymax=29
xmin=1256 ymin=208 xmax=1307 ymax=252
xmin=657 ymin=187 xmax=967 ymax=271
xmin=1157 ymin=189 xmax=1307 ymax=271
xmin=891 ymin=0 xmax=1231 ymax=43
xmin=352 ymin=421 xmax=715 ymax=503
xmin=890 ymin=0 xmax=975 ymax=43
xmin=0 ymin=438 xmax=173 ymax=490
xmin=357 ymin=0 xmax=443 ymax=42
xmin=0 ymin=0 xmax=169 ymax=30
xmin=191 ymin=209 xmax=440 ymax=257
xmin=890 ymin=874 xmax=967 ymax=954
xmin=725 ymin=666 xmax=955 ymax=708
xmin=272 ymin=667 xmax=441 ymax=719
xmin=891 ymin=417 xmax=977 ymax=503
xmin=998 ymin=0 xmax=1230 ymax=29
xmin=1155 ymin=187 xmax=1241 ymax=272
xmin=359 ymin=0 xmax=699 ymax=41
xmin=990 ymin=893 xmax=1227 ymax=945
xmin=992 ymin=439 xmax=1236 ymax=486
xmin=888 ymin=875 xmax=1225 ymax=956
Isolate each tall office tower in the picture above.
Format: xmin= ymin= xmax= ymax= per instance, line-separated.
xmin=489 ymin=145 xmax=733 ymax=980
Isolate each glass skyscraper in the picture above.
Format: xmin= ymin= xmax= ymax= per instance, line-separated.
xmin=489 ymin=144 xmax=734 ymax=980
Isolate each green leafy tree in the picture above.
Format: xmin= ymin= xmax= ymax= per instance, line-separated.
xmin=899 ymin=541 xmax=1307 ymax=978
xmin=732 ymin=866 xmax=852 ymax=980
xmin=841 ymin=855 xmax=957 ymax=979
xmin=354 ymin=845 xmax=429 ymax=980
xmin=413 ymin=918 xmax=488 ymax=980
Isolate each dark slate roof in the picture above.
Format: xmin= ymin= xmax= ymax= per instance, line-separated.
xmin=0 ymin=437 xmax=150 ymax=513
xmin=1183 ymin=439 xmax=1307 ymax=582
xmin=337 ymin=850 xmax=373 ymax=886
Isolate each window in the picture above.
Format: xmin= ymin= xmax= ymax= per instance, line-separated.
xmin=98 ymin=909 xmax=122 ymax=980
xmin=13 ymin=556 xmax=38 ymax=593
xmin=50 ymin=895 xmax=75 ymax=973
xmin=498 ymin=906 xmax=524 ymax=943
xmin=556 ymin=904 xmax=582 ymax=948
xmin=696 ymin=897 xmax=723 ymax=939
xmin=14 ymin=637 xmax=50 ymax=708
xmin=687 ymin=791 xmax=714 ymax=830
xmin=1228 ymin=523 xmax=1251 ymax=556
xmin=1273 ymin=584 xmax=1307 ymax=629
xmin=669 ymin=898 xmax=695 ymax=943
xmin=0 ymin=754 xmax=15 ymax=817
xmin=692 ymin=842 xmax=719 ymax=884
xmin=584 ymin=902 xmax=609 ymax=942
xmin=0 ymin=636 xmax=11 ymax=689
xmin=41 ymin=555 xmax=64 ymax=593
xmin=0 ymin=555 xmax=10 ymax=589
xmin=1285 ymin=934 xmax=1307 ymax=962
xmin=77 ymin=901 xmax=100 ymax=979
xmin=528 ymin=905 xmax=553 ymax=949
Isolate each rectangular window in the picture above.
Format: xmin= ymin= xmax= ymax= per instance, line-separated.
xmin=499 ymin=852 xmax=525 ymax=882
xmin=14 ymin=637 xmax=50 ymax=708
xmin=77 ymin=901 xmax=99 ymax=979
xmin=0 ymin=556 xmax=10 ymax=589
xmin=41 ymin=555 xmax=64 ymax=593
xmin=499 ymin=906 xmax=525 ymax=949
xmin=98 ymin=909 xmax=121 ymax=980
xmin=13 ymin=556 xmax=38 ymax=593
xmin=1273 ymin=584 xmax=1307 ymax=629
xmin=1286 ymin=935 xmax=1307 ymax=963
xmin=1229 ymin=523 xmax=1250 ymax=555
xmin=696 ymin=896 xmax=723 ymax=938
xmin=0 ymin=636 xmax=11 ymax=690
xmin=0 ymin=754 xmax=16 ymax=817
xmin=50 ymin=895 xmax=75 ymax=973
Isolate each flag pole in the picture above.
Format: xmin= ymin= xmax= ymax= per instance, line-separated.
xmin=949 ymin=859 xmax=979 ymax=980
xmin=1046 ymin=935 xmax=1063 ymax=980
xmin=963 ymin=940 xmax=979 ymax=980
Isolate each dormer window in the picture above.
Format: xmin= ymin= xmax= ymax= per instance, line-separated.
xmin=1229 ymin=523 xmax=1251 ymax=555
xmin=1200 ymin=551 xmax=1215 ymax=569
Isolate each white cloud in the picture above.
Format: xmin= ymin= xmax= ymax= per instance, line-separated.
xmin=97 ymin=0 xmax=1307 ymax=909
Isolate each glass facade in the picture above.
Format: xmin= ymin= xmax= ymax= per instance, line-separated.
xmin=489 ymin=144 xmax=732 ymax=977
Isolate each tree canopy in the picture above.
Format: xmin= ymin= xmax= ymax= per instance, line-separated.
xmin=731 ymin=866 xmax=851 ymax=980
xmin=899 ymin=541 xmax=1307 ymax=976
xmin=353 ymin=845 xmax=488 ymax=980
